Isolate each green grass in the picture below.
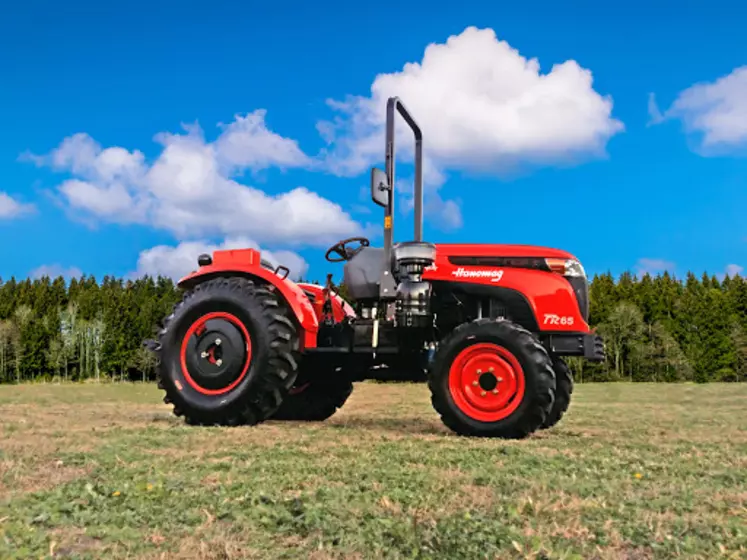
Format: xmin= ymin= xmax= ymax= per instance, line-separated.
xmin=0 ymin=382 xmax=745 ymax=559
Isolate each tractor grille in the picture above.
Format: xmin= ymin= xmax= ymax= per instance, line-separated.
xmin=567 ymin=275 xmax=589 ymax=322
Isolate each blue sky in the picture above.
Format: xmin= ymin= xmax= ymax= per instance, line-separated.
xmin=1 ymin=0 xmax=747 ymax=283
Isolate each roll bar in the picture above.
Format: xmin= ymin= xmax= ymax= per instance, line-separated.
xmin=385 ymin=97 xmax=423 ymax=245
xmin=371 ymin=96 xmax=424 ymax=299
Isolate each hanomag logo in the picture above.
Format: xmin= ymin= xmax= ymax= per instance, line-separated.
xmin=451 ymin=267 xmax=504 ymax=283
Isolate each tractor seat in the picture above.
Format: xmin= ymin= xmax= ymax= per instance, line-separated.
xmin=343 ymin=246 xmax=385 ymax=300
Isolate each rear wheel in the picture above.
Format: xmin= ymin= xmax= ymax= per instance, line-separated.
xmin=271 ymin=368 xmax=353 ymax=421
xmin=428 ymin=318 xmax=555 ymax=438
xmin=154 ymin=277 xmax=299 ymax=426
xmin=540 ymin=356 xmax=573 ymax=429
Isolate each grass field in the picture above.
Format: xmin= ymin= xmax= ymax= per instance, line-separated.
xmin=0 ymin=382 xmax=745 ymax=559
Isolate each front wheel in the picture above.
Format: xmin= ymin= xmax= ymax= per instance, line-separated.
xmin=428 ymin=318 xmax=556 ymax=439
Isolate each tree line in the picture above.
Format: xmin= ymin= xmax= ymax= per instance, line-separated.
xmin=0 ymin=270 xmax=745 ymax=384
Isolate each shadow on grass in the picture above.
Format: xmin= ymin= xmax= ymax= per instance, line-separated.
xmin=327 ymin=414 xmax=448 ymax=436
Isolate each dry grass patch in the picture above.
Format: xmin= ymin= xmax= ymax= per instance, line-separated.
xmin=0 ymin=459 xmax=91 ymax=499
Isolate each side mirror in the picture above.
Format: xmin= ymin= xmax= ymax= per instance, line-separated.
xmin=370 ymin=167 xmax=390 ymax=208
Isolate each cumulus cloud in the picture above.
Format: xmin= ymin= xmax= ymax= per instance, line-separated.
xmin=27 ymin=114 xmax=362 ymax=247
xmin=319 ymin=26 xmax=623 ymax=177
xmin=133 ymin=237 xmax=308 ymax=281
xmin=653 ymin=66 xmax=747 ymax=153
xmin=427 ymin=195 xmax=463 ymax=231
xmin=635 ymin=258 xmax=676 ymax=276
xmin=0 ymin=191 xmax=35 ymax=219
xmin=214 ymin=110 xmax=312 ymax=174
xmin=317 ymin=26 xmax=622 ymax=227
xmin=394 ymin=163 xmax=461 ymax=229
xmin=29 ymin=264 xmax=83 ymax=280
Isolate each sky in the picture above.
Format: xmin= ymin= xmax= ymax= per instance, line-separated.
xmin=1 ymin=0 xmax=747 ymax=284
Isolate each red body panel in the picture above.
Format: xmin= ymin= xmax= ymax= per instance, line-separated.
xmin=177 ymin=248 xmax=319 ymax=348
xmin=426 ymin=244 xmax=589 ymax=333
xmin=297 ymin=282 xmax=356 ymax=323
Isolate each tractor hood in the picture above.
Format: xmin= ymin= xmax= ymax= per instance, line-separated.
xmin=434 ymin=243 xmax=576 ymax=261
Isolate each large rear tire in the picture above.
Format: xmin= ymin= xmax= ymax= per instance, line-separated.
xmin=154 ymin=277 xmax=299 ymax=426
xmin=271 ymin=369 xmax=353 ymax=421
xmin=428 ymin=318 xmax=555 ymax=439
xmin=540 ymin=356 xmax=573 ymax=429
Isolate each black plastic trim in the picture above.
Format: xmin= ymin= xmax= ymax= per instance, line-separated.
xmin=566 ymin=275 xmax=589 ymax=322
xmin=447 ymin=256 xmax=550 ymax=271
xmin=545 ymin=332 xmax=605 ymax=362
xmin=431 ymin=280 xmax=539 ymax=332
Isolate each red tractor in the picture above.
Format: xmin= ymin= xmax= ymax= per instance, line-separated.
xmin=146 ymin=97 xmax=604 ymax=438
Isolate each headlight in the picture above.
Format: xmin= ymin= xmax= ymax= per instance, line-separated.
xmin=545 ymin=258 xmax=586 ymax=278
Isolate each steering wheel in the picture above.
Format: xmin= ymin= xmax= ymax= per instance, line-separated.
xmin=325 ymin=237 xmax=371 ymax=263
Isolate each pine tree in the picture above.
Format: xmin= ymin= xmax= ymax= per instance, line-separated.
xmin=588 ymin=272 xmax=616 ymax=326
xmin=597 ymin=302 xmax=646 ymax=380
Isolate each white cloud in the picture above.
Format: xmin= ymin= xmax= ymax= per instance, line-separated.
xmin=28 ymin=114 xmax=362 ymax=248
xmin=427 ymin=195 xmax=463 ymax=231
xmin=647 ymin=92 xmax=665 ymax=126
xmin=319 ymin=26 xmax=623 ymax=178
xmin=395 ymin=164 xmax=462 ymax=230
xmin=635 ymin=258 xmax=676 ymax=276
xmin=0 ymin=191 xmax=35 ymax=219
xmin=133 ymin=237 xmax=308 ymax=281
xmin=54 ymin=133 xmax=148 ymax=181
xmin=316 ymin=26 xmax=621 ymax=232
xmin=59 ymin=179 xmax=144 ymax=220
xmin=29 ymin=264 xmax=83 ymax=280
xmin=725 ymin=264 xmax=743 ymax=278
xmin=214 ymin=110 xmax=312 ymax=174
xmin=655 ymin=66 xmax=747 ymax=153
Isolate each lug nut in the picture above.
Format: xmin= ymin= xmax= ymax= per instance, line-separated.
xmin=200 ymin=351 xmax=209 ymax=358
xmin=497 ymin=377 xmax=503 ymax=382
xmin=477 ymin=369 xmax=482 ymax=374
xmin=472 ymin=381 xmax=478 ymax=386
xmin=492 ymin=389 xmax=499 ymax=394
xmin=480 ymin=391 xmax=486 ymax=396
xmin=216 ymin=359 xmax=223 ymax=367
xmin=489 ymin=367 xmax=494 ymax=373
xmin=215 ymin=338 xmax=222 ymax=346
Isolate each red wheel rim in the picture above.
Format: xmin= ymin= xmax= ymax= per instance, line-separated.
xmin=447 ymin=343 xmax=525 ymax=422
xmin=179 ymin=311 xmax=252 ymax=396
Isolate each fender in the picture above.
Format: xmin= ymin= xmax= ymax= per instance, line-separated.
xmin=177 ymin=248 xmax=319 ymax=348
xmin=424 ymin=253 xmax=590 ymax=333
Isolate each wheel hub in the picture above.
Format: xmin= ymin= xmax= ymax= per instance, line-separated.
xmin=180 ymin=312 xmax=252 ymax=395
xmin=478 ymin=371 xmax=499 ymax=392
xmin=448 ymin=343 xmax=525 ymax=422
